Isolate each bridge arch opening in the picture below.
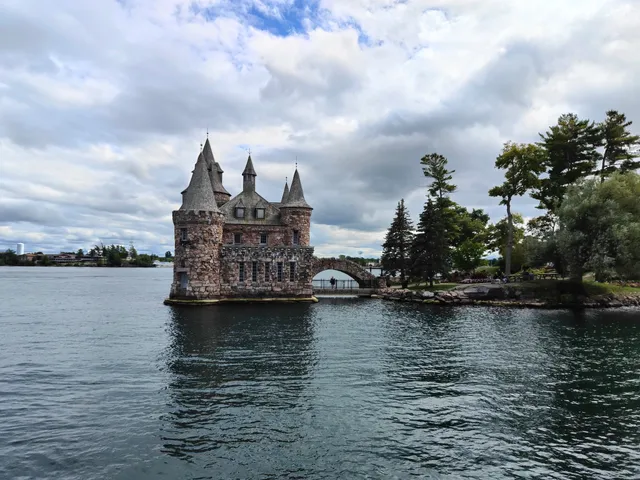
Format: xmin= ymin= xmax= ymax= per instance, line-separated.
xmin=313 ymin=269 xmax=360 ymax=290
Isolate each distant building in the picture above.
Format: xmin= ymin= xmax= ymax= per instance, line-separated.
xmin=167 ymin=138 xmax=315 ymax=304
xmin=16 ymin=243 xmax=24 ymax=255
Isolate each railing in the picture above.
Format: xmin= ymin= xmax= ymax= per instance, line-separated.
xmin=313 ymin=279 xmax=362 ymax=291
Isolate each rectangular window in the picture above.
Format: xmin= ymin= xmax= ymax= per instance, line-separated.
xmin=235 ymin=207 xmax=245 ymax=218
xmin=179 ymin=272 xmax=188 ymax=289
xmin=289 ymin=262 xmax=296 ymax=282
xmin=252 ymin=261 xmax=258 ymax=282
xmin=234 ymin=233 xmax=242 ymax=244
xmin=277 ymin=262 xmax=283 ymax=282
xmin=264 ymin=262 xmax=270 ymax=281
xmin=180 ymin=228 xmax=188 ymax=241
xmin=260 ymin=232 xmax=268 ymax=245
xmin=255 ymin=208 xmax=265 ymax=219
xmin=293 ymin=230 xmax=300 ymax=245
xmin=239 ymin=262 xmax=245 ymax=282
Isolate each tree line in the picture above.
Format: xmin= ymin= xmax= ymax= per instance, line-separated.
xmin=381 ymin=110 xmax=640 ymax=286
xmin=0 ymin=244 xmax=174 ymax=267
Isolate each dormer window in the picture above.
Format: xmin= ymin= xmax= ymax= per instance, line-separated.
xmin=255 ymin=208 xmax=265 ymax=219
xmin=235 ymin=207 xmax=245 ymax=218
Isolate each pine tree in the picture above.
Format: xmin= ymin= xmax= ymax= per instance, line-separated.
xmin=411 ymin=199 xmax=447 ymax=287
xmin=533 ymin=113 xmax=602 ymax=213
xmin=381 ymin=199 xmax=414 ymax=287
xmin=599 ymin=110 xmax=640 ymax=179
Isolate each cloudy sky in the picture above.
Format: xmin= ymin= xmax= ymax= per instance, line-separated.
xmin=1 ymin=0 xmax=639 ymax=257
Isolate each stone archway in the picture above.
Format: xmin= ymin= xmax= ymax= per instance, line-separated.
xmin=311 ymin=257 xmax=382 ymax=288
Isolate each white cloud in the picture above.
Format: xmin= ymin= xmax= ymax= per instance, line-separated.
xmin=1 ymin=0 xmax=639 ymax=256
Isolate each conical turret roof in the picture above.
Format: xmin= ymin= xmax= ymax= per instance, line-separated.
xmin=242 ymin=155 xmax=257 ymax=176
xmin=281 ymin=180 xmax=290 ymax=203
xmin=181 ymin=153 xmax=219 ymax=211
xmin=283 ymin=168 xmax=311 ymax=209
xmin=202 ymin=138 xmax=229 ymax=195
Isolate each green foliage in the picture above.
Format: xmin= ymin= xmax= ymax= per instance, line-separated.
xmin=1 ymin=249 xmax=19 ymax=266
xmin=411 ymin=199 xmax=448 ymax=286
xmin=557 ymin=172 xmax=640 ymax=281
xmin=487 ymin=215 xmax=525 ymax=253
xmin=599 ymin=110 xmax=640 ymax=178
xmin=451 ymin=239 xmax=485 ymax=273
xmin=420 ymin=153 xmax=457 ymax=200
xmin=533 ymin=113 xmax=603 ymax=213
xmin=76 ymin=248 xmax=84 ymax=258
xmin=381 ymin=199 xmax=414 ymax=286
xmin=129 ymin=245 xmax=138 ymax=259
xmin=165 ymin=251 xmax=173 ymax=259
xmin=132 ymin=254 xmax=155 ymax=267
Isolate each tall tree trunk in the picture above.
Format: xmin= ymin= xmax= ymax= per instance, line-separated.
xmin=600 ymin=147 xmax=609 ymax=183
xmin=505 ymin=199 xmax=513 ymax=277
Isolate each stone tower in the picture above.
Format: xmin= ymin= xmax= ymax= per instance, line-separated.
xmin=279 ymin=168 xmax=312 ymax=246
xmin=170 ymin=152 xmax=225 ymax=301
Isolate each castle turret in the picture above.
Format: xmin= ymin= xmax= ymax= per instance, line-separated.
xmin=242 ymin=155 xmax=257 ymax=192
xmin=202 ymin=138 xmax=231 ymax=206
xmin=281 ymin=179 xmax=290 ymax=203
xmin=279 ymin=168 xmax=312 ymax=246
xmin=170 ymin=152 xmax=225 ymax=301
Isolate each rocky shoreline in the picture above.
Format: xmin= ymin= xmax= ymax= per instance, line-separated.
xmin=375 ymin=284 xmax=640 ymax=309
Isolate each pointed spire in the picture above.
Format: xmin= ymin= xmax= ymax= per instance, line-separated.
xmin=284 ymin=168 xmax=312 ymax=209
xmin=242 ymin=155 xmax=257 ymax=176
xmin=201 ymin=137 xmax=229 ymax=195
xmin=181 ymin=152 xmax=219 ymax=212
xmin=281 ymin=178 xmax=290 ymax=203
xmin=242 ymin=154 xmax=257 ymax=192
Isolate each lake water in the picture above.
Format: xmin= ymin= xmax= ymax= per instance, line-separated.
xmin=1 ymin=267 xmax=640 ymax=479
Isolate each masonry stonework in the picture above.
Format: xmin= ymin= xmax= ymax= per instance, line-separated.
xmin=166 ymin=138 xmax=317 ymax=304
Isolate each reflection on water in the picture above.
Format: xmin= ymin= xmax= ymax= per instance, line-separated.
xmin=2 ymin=268 xmax=640 ymax=479
xmin=161 ymin=304 xmax=316 ymax=466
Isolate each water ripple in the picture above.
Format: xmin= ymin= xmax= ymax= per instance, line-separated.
xmin=2 ymin=268 xmax=640 ymax=479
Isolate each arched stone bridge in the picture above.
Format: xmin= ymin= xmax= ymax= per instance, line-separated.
xmin=311 ymin=257 xmax=384 ymax=288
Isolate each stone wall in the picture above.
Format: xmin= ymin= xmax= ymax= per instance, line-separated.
xmin=223 ymin=224 xmax=292 ymax=247
xmin=279 ymin=208 xmax=312 ymax=246
xmin=219 ymin=245 xmax=315 ymax=298
xmin=170 ymin=210 xmax=224 ymax=300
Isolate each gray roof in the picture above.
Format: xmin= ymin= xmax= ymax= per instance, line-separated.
xmin=281 ymin=181 xmax=290 ymax=203
xmin=202 ymin=138 xmax=230 ymax=195
xmin=283 ymin=169 xmax=312 ymax=209
xmin=220 ymin=190 xmax=282 ymax=225
xmin=180 ymin=153 xmax=219 ymax=212
xmin=242 ymin=155 xmax=257 ymax=176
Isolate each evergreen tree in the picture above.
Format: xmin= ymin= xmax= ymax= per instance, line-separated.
xmin=533 ymin=113 xmax=602 ymax=213
xmin=381 ymin=199 xmax=414 ymax=287
xmin=599 ymin=110 xmax=640 ymax=179
xmin=419 ymin=152 xmax=458 ymax=275
xmin=411 ymin=199 xmax=447 ymax=287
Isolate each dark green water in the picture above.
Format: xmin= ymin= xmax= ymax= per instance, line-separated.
xmin=2 ymin=267 xmax=640 ymax=479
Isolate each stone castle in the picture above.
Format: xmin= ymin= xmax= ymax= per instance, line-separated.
xmin=165 ymin=138 xmax=317 ymax=304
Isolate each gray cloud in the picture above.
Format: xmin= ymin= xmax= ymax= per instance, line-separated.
xmin=1 ymin=0 xmax=639 ymax=255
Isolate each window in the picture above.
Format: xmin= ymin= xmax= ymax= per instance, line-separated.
xmin=235 ymin=207 xmax=245 ymax=218
xmin=252 ymin=261 xmax=258 ymax=282
xmin=234 ymin=233 xmax=242 ymax=244
xmin=293 ymin=230 xmax=300 ymax=245
xmin=239 ymin=262 xmax=245 ymax=282
xmin=260 ymin=232 xmax=268 ymax=245
xmin=255 ymin=208 xmax=265 ymax=219
xmin=277 ymin=262 xmax=283 ymax=282
xmin=264 ymin=262 xmax=270 ymax=281
xmin=179 ymin=272 xmax=188 ymax=289
xmin=180 ymin=228 xmax=188 ymax=241
xmin=289 ymin=262 xmax=296 ymax=282
xmin=180 ymin=259 xmax=186 ymax=268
